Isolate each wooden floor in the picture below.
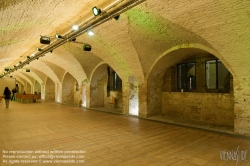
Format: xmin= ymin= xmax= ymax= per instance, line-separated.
xmin=0 ymin=101 xmax=250 ymax=166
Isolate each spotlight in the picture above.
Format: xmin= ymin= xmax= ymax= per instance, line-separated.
xmin=26 ymin=56 xmax=30 ymax=59
xmin=83 ymin=44 xmax=92 ymax=51
xmin=26 ymin=69 xmax=30 ymax=72
xmin=88 ymin=30 xmax=94 ymax=36
xmin=50 ymin=50 xmax=53 ymax=53
xmin=36 ymin=47 xmax=42 ymax=51
xmin=19 ymin=61 xmax=22 ymax=64
xmin=114 ymin=15 xmax=120 ymax=20
xmin=37 ymin=57 xmax=39 ymax=60
xmin=40 ymin=36 xmax=50 ymax=44
xmin=72 ymin=25 xmax=79 ymax=31
xmin=55 ymin=34 xmax=64 ymax=39
xmin=5 ymin=68 xmax=9 ymax=71
xmin=92 ymin=6 xmax=101 ymax=16
xmin=31 ymin=53 xmax=35 ymax=57
xmin=13 ymin=65 xmax=16 ymax=68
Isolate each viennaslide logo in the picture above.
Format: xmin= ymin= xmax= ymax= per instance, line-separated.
xmin=220 ymin=146 xmax=247 ymax=165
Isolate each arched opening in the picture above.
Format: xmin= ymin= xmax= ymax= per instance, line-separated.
xmin=90 ymin=64 xmax=123 ymax=113
xmin=147 ymin=47 xmax=234 ymax=132
xmin=45 ymin=77 xmax=55 ymax=101
xmin=62 ymin=72 xmax=78 ymax=105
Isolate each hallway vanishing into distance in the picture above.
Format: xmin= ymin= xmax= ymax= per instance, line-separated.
xmin=0 ymin=102 xmax=249 ymax=166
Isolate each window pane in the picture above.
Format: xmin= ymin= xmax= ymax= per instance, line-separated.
xmin=186 ymin=63 xmax=196 ymax=89
xmin=177 ymin=64 xmax=186 ymax=89
xmin=218 ymin=60 xmax=230 ymax=90
xmin=206 ymin=60 xmax=217 ymax=89
xmin=112 ymin=72 xmax=122 ymax=90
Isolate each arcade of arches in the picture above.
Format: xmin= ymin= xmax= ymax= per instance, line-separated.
xmin=0 ymin=0 xmax=250 ymax=137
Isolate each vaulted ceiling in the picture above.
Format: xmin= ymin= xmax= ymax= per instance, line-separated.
xmin=0 ymin=0 xmax=249 ymax=85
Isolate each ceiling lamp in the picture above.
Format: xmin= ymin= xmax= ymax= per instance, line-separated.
xmin=72 ymin=25 xmax=79 ymax=31
xmin=88 ymin=30 xmax=94 ymax=36
xmin=92 ymin=6 xmax=101 ymax=16
xmin=114 ymin=15 xmax=120 ymax=20
xmin=55 ymin=34 xmax=64 ymax=39
xmin=37 ymin=47 xmax=42 ymax=51
xmin=83 ymin=44 xmax=92 ymax=51
xmin=40 ymin=36 xmax=50 ymax=44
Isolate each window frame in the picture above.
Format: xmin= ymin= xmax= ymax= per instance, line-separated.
xmin=111 ymin=71 xmax=122 ymax=91
xmin=205 ymin=59 xmax=230 ymax=90
xmin=177 ymin=62 xmax=196 ymax=91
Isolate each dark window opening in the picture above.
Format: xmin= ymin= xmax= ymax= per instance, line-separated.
xmin=112 ymin=72 xmax=122 ymax=91
xmin=177 ymin=62 xmax=196 ymax=90
xmin=206 ymin=59 xmax=230 ymax=90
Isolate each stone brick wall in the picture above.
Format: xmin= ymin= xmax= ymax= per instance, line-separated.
xmin=34 ymin=81 xmax=41 ymax=93
xmin=234 ymin=78 xmax=250 ymax=136
xmin=45 ymin=77 xmax=55 ymax=101
xmin=162 ymin=92 xmax=234 ymax=127
xmin=148 ymin=53 xmax=235 ymax=128
xmin=129 ymin=76 xmax=139 ymax=116
xmin=62 ymin=73 xmax=75 ymax=104
xmin=110 ymin=90 xmax=123 ymax=109
xmin=26 ymin=83 xmax=31 ymax=94
xmin=163 ymin=54 xmax=233 ymax=93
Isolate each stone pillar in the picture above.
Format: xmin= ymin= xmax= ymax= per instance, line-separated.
xmin=55 ymin=83 xmax=62 ymax=103
xmin=138 ymin=82 xmax=148 ymax=118
xmin=86 ymin=82 xmax=91 ymax=108
xmin=234 ymin=78 xmax=250 ymax=136
xmin=122 ymin=82 xmax=130 ymax=115
xmin=80 ymin=81 xmax=87 ymax=107
xmin=128 ymin=77 xmax=139 ymax=116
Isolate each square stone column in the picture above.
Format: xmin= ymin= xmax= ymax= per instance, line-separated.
xmin=85 ymin=82 xmax=91 ymax=108
xmin=122 ymin=82 xmax=130 ymax=115
xmin=138 ymin=82 xmax=148 ymax=118
xmin=234 ymin=78 xmax=250 ymax=136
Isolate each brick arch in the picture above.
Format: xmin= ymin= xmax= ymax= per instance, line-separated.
xmin=89 ymin=62 xmax=124 ymax=110
xmin=89 ymin=62 xmax=127 ymax=84
xmin=28 ymin=61 xmax=61 ymax=84
xmin=18 ymin=69 xmax=43 ymax=85
xmin=147 ymin=43 xmax=235 ymax=80
xmin=146 ymin=44 xmax=234 ymax=128
xmin=13 ymin=72 xmax=33 ymax=86
xmin=45 ymin=77 xmax=55 ymax=101
xmin=44 ymin=46 xmax=87 ymax=84
xmin=62 ymin=72 xmax=78 ymax=105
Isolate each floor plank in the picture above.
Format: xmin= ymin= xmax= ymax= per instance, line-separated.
xmin=0 ymin=101 xmax=249 ymax=165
